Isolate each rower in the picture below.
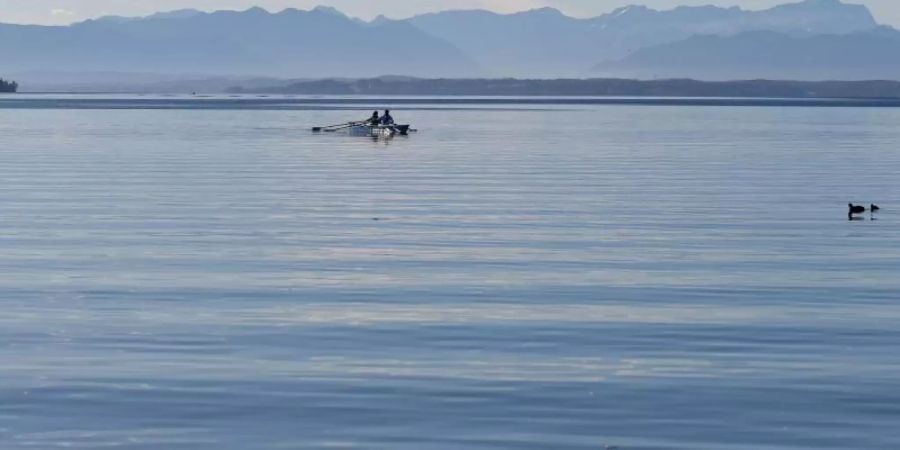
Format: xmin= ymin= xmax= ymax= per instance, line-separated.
xmin=367 ymin=111 xmax=380 ymax=125
xmin=380 ymin=109 xmax=395 ymax=125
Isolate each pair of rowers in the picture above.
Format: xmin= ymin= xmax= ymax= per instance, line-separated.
xmin=366 ymin=110 xmax=395 ymax=126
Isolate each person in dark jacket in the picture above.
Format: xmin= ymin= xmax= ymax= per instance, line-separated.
xmin=366 ymin=111 xmax=380 ymax=125
xmin=380 ymin=110 xmax=394 ymax=125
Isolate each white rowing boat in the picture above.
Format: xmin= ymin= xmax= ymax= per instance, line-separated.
xmin=347 ymin=124 xmax=411 ymax=138
xmin=313 ymin=122 xmax=411 ymax=137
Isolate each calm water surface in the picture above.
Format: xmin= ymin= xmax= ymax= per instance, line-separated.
xmin=1 ymin=96 xmax=899 ymax=449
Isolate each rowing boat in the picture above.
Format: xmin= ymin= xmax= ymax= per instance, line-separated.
xmin=347 ymin=124 xmax=411 ymax=138
xmin=313 ymin=121 xmax=411 ymax=137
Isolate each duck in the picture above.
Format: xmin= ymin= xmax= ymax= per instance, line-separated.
xmin=871 ymin=204 xmax=881 ymax=212
xmin=849 ymin=203 xmax=866 ymax=214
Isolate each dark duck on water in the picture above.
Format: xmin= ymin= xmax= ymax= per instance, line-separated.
xmin=848 ymin=203 xmax=866 ymax=215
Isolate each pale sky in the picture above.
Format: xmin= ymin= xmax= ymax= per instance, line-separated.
xmin=1 ymin=0 xmax=898 ymax=26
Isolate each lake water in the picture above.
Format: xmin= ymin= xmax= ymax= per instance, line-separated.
xmin=1 ymin=96 xmax=899 ymax=449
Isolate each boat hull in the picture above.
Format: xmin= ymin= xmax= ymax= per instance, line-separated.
xmin=347 ymin=124 xmax=410 ymax=137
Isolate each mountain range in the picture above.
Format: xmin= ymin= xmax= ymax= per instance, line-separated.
xmin=0 ymin=6 xmax=477 ymax=79
xmin=405 ymin=0 xmax=878 ymax=77
xmin=2 ymin=0 xmax=898 ymax=89
xmin=596 ymin=27 xmax=900 ymax=80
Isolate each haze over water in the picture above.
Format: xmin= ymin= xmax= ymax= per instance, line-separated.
xmin=1 ymin=96 xmax=899 ymax=449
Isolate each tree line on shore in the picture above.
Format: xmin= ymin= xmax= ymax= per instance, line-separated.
xmin=0 ymin=78 xmax=18 ymax=93
xmin=229 ymin=77 xmax=900 ymax=99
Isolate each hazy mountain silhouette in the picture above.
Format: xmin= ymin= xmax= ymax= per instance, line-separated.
xmin=92 ymin=9 xmax=204 ymax=24
xmin=406 ymin=8 xmax=592 ymax=77
xmin=0 ymin=7 xmax=478 ymax=78
xmin=1 ymin=0 xmax=896 ymax=85
xmin=406 ymin=0 xmax=878 ymax=77
xmin=595 ymin=27 xmax=900 ymax=80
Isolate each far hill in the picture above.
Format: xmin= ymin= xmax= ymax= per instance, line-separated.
xmin=594 ymin=27 xmax=900 ymax=80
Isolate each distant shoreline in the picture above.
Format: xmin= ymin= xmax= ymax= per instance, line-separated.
xmin=228 ymin=78 xmax=900 ymax=100
xmin=5 ymin=96 xmax=900 ymax=110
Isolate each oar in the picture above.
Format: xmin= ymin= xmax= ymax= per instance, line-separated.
xmin=312 ymin=121 xmax=357 ymax=132
xmin=323 ymin=121 xmax=363 ymax=132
